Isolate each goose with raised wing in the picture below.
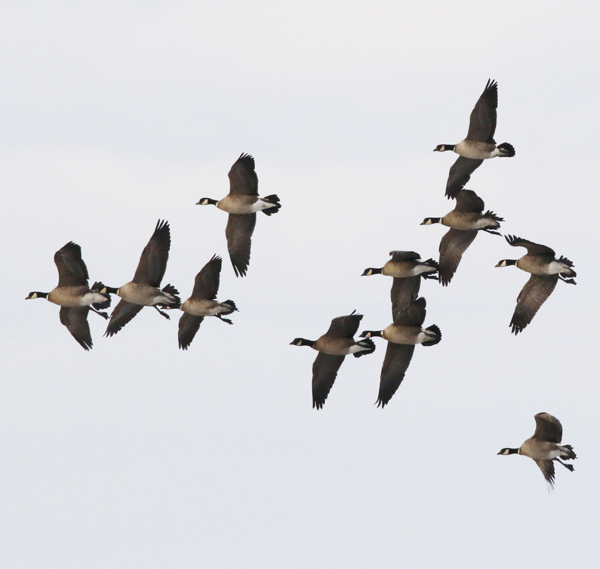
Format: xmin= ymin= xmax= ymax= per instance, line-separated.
xmin=26 ymin=242 xmax=110 ymax=350
xmin=496 ymin=235 xmax=576 ymax=334
xmin=434 ymin=79 xmax=515 ymax=198
xmin=361 ymin=251 xmax=438 ymax=315
xmin=498 ymin=412 xmax=576 ymax=489
xmin=360 ymin=297 xmax=441 ymax=408
xmin=291 ymin=312 xmax=375 ymax=409
xmin=197 ymin=153 xmax=281 ymax=277
xmin=176 ymin=255 xmax=237 ymax=350
xmin=104 ymin=220 xmax=180 ymax=337
xmin=421 ymin=189 xmax=503 ymax=285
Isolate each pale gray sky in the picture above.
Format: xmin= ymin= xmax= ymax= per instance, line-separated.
xmin=2 ymin=1 xmax=599 ymax=568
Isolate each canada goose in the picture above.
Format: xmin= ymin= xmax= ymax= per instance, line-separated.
xmin=290 ymin=311 xmax=375 ymax=409
xmin=362 ymin=251 xmax=438 ymax=316
xmin=104 ymin=220 xmax=181 ymax=337
xmin=360 ymin=297 xmax=441 ymax=408
xmin=496 ymin=235 xmax=576 ymax=334
xmin=177 ymin=255 xmax=238 ymax=350
xmin=498 ymin=412 xmax=577 ymax=489
xmin=26 ymin=242 xmax=111 ymax=350
xmin=421 ymin=189 xmax=503 ymax=285
xmin=434 ymin=79 xmax=515 ymax=198
xmin=197 ymin=153 xmax=281 ymax=277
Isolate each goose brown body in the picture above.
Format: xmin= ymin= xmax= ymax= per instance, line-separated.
xmin=197 ymin=153 xmax=281 ymax=277
xmin=422 ymin=190 xmax=503 ymax=286
xmin=105 ymin=220 xmax=180 ymax=337
xmin=291 ymin=312 xmax=375 ymax=409
xmin=26 ymin=241 xmax=111 ymax=350
xmin=498 ymin=413 xmax=577 ymax=488
xmin=496 ymin=235 xmax=576 ymax=334
xmin=434 ymin=79 xmax=515 ymax=198
xmin=177 ymin=255 xmax=237 ymax=350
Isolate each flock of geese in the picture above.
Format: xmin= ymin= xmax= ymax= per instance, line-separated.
xmin=26 ymin=80 xmax=577 ymax=489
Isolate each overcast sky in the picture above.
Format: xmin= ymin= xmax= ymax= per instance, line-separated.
xmin=2 ymin=2 xmax=599 ymax=568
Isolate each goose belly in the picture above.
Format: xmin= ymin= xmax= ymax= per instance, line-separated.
xmin=519 ymin=440 xmax=559 ymax=460
xmin=517 ymin=257 xmax=559 ymax=276
xmin=217 ymin=195 xmax=261 ymax=214
xmin=117 ymin=283 xmax=168 ymax=306
xmin=454 ymin=140 xmax=497 ymax=160
xmin=182 ymin=299 xmax=222 ymax=317
xmin=444 ymin=212 xmax=498 ymax=231
xmin=382 ymin=261 xmax=435 ymax=278
xmin=382 ymin=325 xmax=423 ymax=345
xmin=314 ymin=336 xmax=354 ymax=355
xmin=47 ymin=287 xmax=96 ymax=307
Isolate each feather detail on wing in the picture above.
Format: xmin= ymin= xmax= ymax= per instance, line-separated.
xmin=325 ymin=312 xmax=362 ymax=338
xmin=466 ymin=79 xmax=498 ymax=143
xmin=394 ymin=297 xmax=426 ymax=327
xmin=59 ymin=306 xmax=92 ymax=350
xmin=445 ymin=157 xmax=484 ymax=199
xmin=132 ymin=220 xmax=171 ymax=286
xmin=376 ymin=343 xmax=415 ymax=408
xmin=228 ymin=153 xmax=258 ymax=196
xmin=178 ymin=312 xmax=204 ymax=350
xmin=535 ymin=459 xmax=556 ymax=488
xmin=226 ymin=213 xmax=256 ymax=277
xmin=439 ymin=229 xmax=478 ymax=286
xmin=510 ymin=275 xmax=558 ymax=334
xmin=312 ymin=353 xmax=346 ymax=409
xmin=505 ymin=235 xmax=556 ymax=257
xmin=532 ymin=413 xmax=563 ymax=443
xmin=191 ymin=255 xmax=222 ymax=300
xmin=454 ymin=189 xmax=485 ymax=212
xmin=391 ymin=277 xmax=421 ymax=321
xmin=105 ymin=300 xmax=144 ymax=337
xmin=55 ymin=242 xmax=90 ymax=287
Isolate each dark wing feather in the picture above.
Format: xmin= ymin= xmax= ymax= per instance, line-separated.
xmin=228 ymin=153 xmax=258 ymax=196
xmin=532 ymin=413 xmax=563 ymax=443
xmin=191 ymin=255 xmax=222 ymax=300
xmin=178 ymin=312 xmax=204 ymax=350
xmin=466 ymin=79 xmax=498 ymax=142
xmin=445 ymin=157 xmax=484 ymax=199
xmin=535 ymin=460 xmax=556 ymax=488
xmin=132 ymin=220 xmax=171 ymax=287
xmin=105 ymin=299 xmax=144 ymax=337
xmin=59 ymin=306 xmax=92 ymax=350
xmin=391 ymin=277 xmax=421 ymax=321
xmin=325 ymin=313 xmax=362 ymax=338
xmin=312 ymin=352 xmax=345 ymax=409
xmin=377 ymin=343 xmax=415 ymax=408
xmin=439 ymin=229 xmax=478 ymax=286
xmin=55 ymin=242 xmax=89 ymax=287
xmin=389 ymin=251 xmax=420 ymax=262
xmin=510 ymin=275 xmax=558 ymax=334
xmin=394 ymin=297 xmax=426 ymax=326
xmin=226 ymin=213 xmax=256 ymax=277
xmin=505 ymin=235 xmax=556 ymax=257
xmin=454 ymin=189 xmax=485 ymax=213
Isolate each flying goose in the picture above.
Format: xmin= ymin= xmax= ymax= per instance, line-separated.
xmin=434 ymin=79 xmax=515 ymax=198
xmin=176 ymin=255 xmax=237 ymax=350
xmin=26 ymin=242 xmax=111 ymax=350
xmin=360 ymin=297 xmax=441 ymax=408
xmin=498 ymin=412 xmax=576 ymax=489
xmin=496 ymin=235 xmax=576 ymax=334
xmin=291 ymin=311 xmax=375 ymax=409
xmin=362 ymin=251 xmax=438 ymax=316
xmin=197 ymin=153 xmax=281 ymax=277
xmin=104 ymin=220 xmax=181 ymax=337
xmin=421 ymin=189 xmax=503 ymax=285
